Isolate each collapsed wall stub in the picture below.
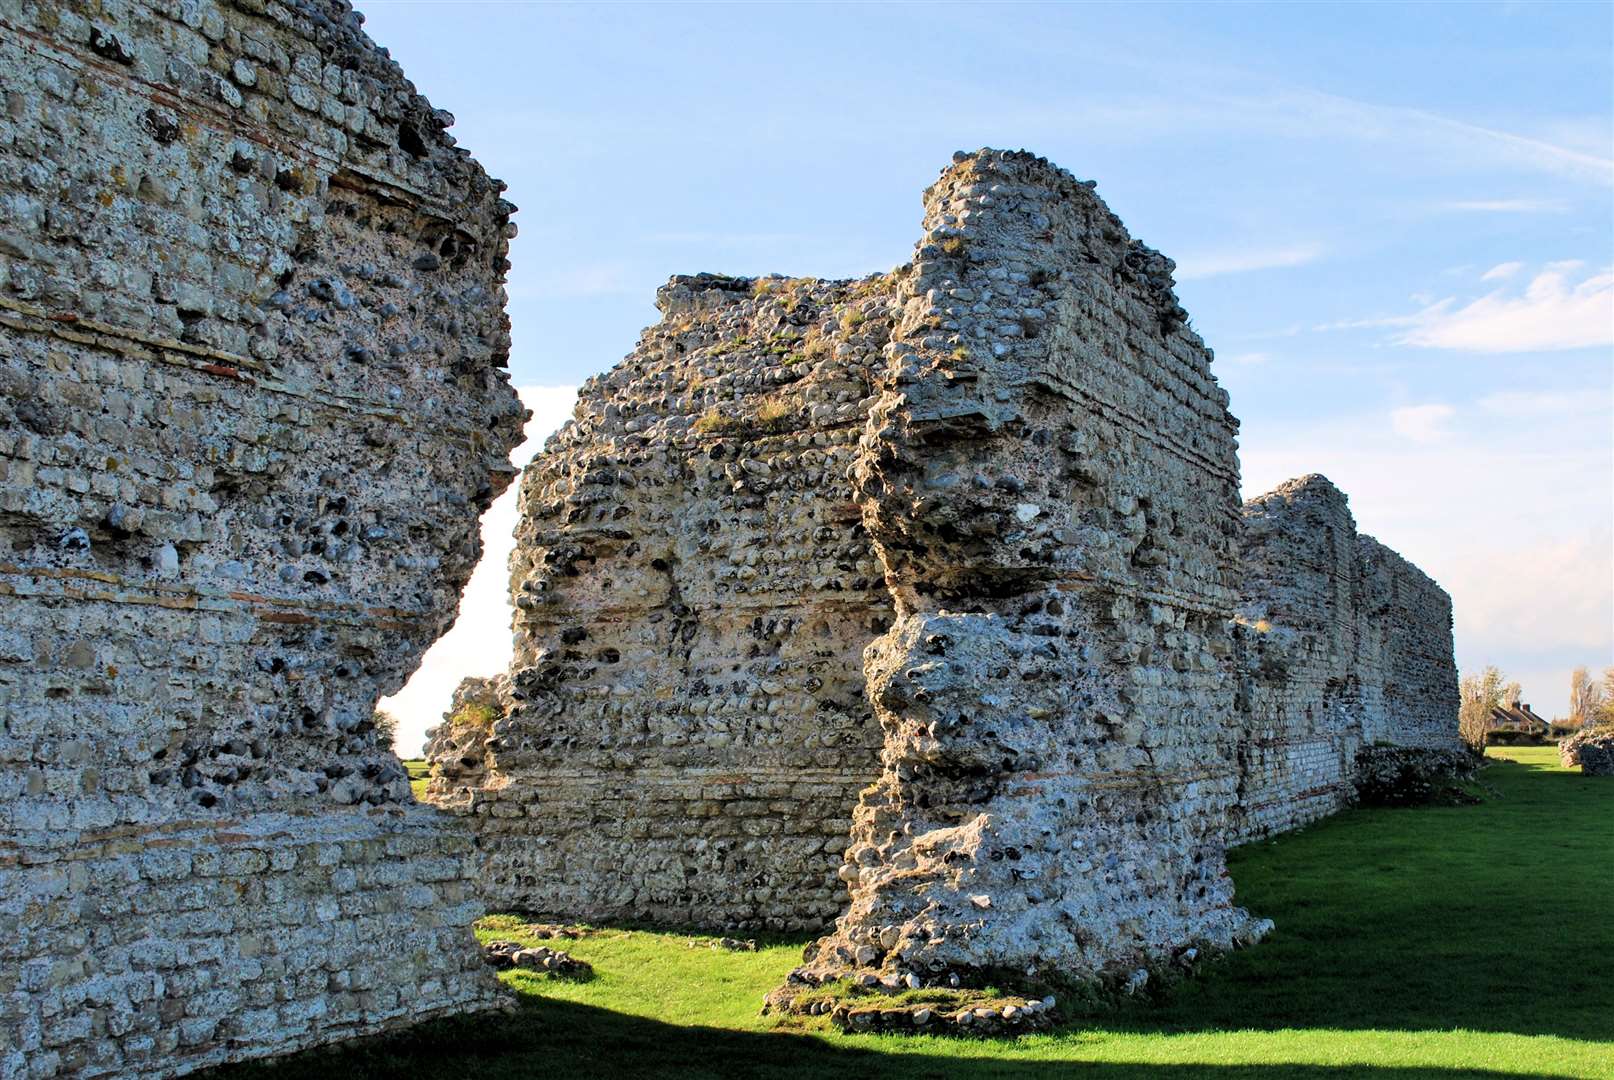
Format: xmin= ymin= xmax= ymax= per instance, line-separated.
xmin=0 ymin=1 xmax=525 ymax=1075
xmin=1231 ymin=476 xmax=1461 ymax=840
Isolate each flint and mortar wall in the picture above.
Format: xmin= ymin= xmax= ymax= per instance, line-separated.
xmin=424 ymin=150 xmax=1461 ymax=995
xmin=1232 ymin=476 xmax=1459 ymax=841
xmin=430 ymin=273 xmax=898 ymax=930
xmin=436 ymin=150 xmax=1269 ymax=988
xmin=1355 ymin=535 xmax=1460 ymax=750
xmin=792 ymin=149 xmax=1259 ymax=992
xmin=0 ymin=1 xmax=525 ymax=1075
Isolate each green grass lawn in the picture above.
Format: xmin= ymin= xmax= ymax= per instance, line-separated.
xmin=402 ymin=758 xmax=429 ymax=799
xmin=220 ymin=746 xmax=1611 ymax=1079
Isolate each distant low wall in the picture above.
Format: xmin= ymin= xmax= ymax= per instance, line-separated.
xmin=1231 ymin=476 xmax=1460 ymax=842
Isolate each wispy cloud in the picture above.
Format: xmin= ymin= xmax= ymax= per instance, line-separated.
xmin=1394 ymin=263 xmax=1614 ymax=352
xmin=1289 ymin=88 xmax=1614 ymax=187
xmin=958 ymin=82 xmax=1614 ymax=188
xmin=1478 ymin=388 xmax=1611 ymax=417
xmin=1175 ymin=243 xmax=1323 ymax=281
xmin=1439 ymin=198 xmax=1572 ymax=214
xmin=645 ymin=230 xmax=821 ymax=248
xmin=1390 ymin=403 xmax=1456 ymax=443
xmin=1481 ymin=261 xmax=1524 ymax=282
xmin=1312 ymin=313 xmax=1419 ymax=333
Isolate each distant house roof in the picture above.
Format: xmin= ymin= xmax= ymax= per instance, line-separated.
xmin=1489 ymin=703 xmax=1550 ymax=732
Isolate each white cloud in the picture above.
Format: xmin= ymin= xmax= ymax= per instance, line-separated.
xmin=1175 ymin=243 xmax=1323 ymax=281
xmin=955 ymin=79 xmax=1614 ymax=187
xmin=380 ymin=385 xmax=578 ymax=755
xmin=1222 ymin=351 xmax=1271 ymax=367
xmin=1311 ymin=313 xmax=1419 ymax=333
xmin=1478 ymin=388 xmax=1610 ymax=417
xmin=1393 ymin=263 xmax=1614 ymax=352
xmin=1444 ymin=532 xmax=1614 ymax=660
xmin=1389 ymin=403 xmax=1456 ymax=443
xmin=1480 ymin=261 xmax=1524 ymax=282
xmin=1295 ymin=89 xmax=1614 ymax=187
xmin=1439 ymin=198 xmax=1571 ymax=214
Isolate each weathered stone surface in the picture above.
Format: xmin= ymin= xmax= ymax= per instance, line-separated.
xmin=0 ymin=0 xmax=524 ymax=1074
xmin=422 ymin=674 xmax=506 ymax=805
xmin=1232 ymin=476 xmax=1462 ymax=839
xmin=432 ymin=149 xmax=1265 ymax=986
xmin=791 ymin=149 xmax=1258 ymax=995
xmin=436 ymin=271 xmax=896 ymax=929
xmin=427 ymin=149 xmax=1461 ymax=1002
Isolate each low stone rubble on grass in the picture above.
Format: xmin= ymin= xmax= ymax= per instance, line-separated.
xmin=786 ymin=988 xmax=1061 ymax=1035
xmin=524 ymin=923 xmax=593 ymax=941
xmin=690 ymin=937 xmax=759 ymax=952
xmin=1353 ymin=747 xmax=1483 ymax=806
xmin=482 ymin=940 xmax=594 ymax=978
xmin=1560 ymin=729 xmax=1614 ymax=775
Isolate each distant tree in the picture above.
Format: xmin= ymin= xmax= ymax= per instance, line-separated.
xmin=1458 ymin=665 xmax=1507 ymax=752
xmin=1596 ymin=667 xmax=1614 ymax=731
xmin=372 ymin=708 xmax=399 ymax=748
xmin=1568 ymin=667 xmax=1604 ymax=730
xmin=1501 ymin=681 xmax=1522 ymax=708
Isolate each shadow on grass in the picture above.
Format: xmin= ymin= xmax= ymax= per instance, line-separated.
xmin=205 ymin=995 xmax=1572 ymax=1080
xmin=207 ymin=753 xmax=1609 ymax=1079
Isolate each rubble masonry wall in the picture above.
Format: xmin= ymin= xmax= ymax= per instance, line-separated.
xmin=0 ymin=1 xmax=525 ymax=1074
xmin=1232 ymin=476 xmax=1460 ymax=841
xmin=437 ymin=151 xmax=1270 ymax=989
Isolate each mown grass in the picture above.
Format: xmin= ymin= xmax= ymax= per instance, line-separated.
xmin=402 ymin=758 xmax=429 ymax=799
xmin=215 ymin=746 xmax=1610 ymax=1079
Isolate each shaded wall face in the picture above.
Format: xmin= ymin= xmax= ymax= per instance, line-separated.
xmin=1232 ymin=478 xmax=1366 ymax=840
xmin=1231 ymin=478 xmax=1461 ymax=842
xmin=0 ymin=1 xmax=524 ymax=1074
xmin=1355 ymin=536 xmax=1460 ymax=750
xmin=445 ymin=276 xmax=897 ymax=930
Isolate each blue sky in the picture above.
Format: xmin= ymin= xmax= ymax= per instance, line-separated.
xmin=366 ymin=1 xmax=1613 ymax=750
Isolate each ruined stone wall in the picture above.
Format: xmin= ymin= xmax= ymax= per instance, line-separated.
xmin=1231 ymin=476 xmax=1459 ymax=841
xmin=430 ymin=272 xmax=897 ymax=930
xmin=789 ymin=150 xmax=1261 ymax=997
xmin=0 ymin=1 xmax=525 ymax=1074
xmin=1355 ymin=535 xmax=1460 ymax=751
xmin=437 ymin=149 xmax=1267 ymax=989
xmin=1231 ymin=476 xmax=1369 ymax=839
xmin=426 ymin=147 xmax=1460 ymax=1000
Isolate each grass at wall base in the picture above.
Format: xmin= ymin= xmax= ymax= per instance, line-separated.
xmin=219 ymin=747 xmax=1611 ymax=1079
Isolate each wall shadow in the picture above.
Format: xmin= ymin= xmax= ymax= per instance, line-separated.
xmin=204 ymin=756 xmax=1609 ymax=1079
xmin=203 ymin=995 xmax=1582 ymax=1080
